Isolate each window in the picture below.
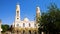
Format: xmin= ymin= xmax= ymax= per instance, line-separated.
xmin=17 ymin=11 xmax=19 ymax=17
xmin=17 ymin=18 xmax=19 ymax=19
xmin=17 ymin=24 xmax=19 ymax=27
xmin=29 ymin=23 xmax=31 ymax=27
xmin=34 ymin=24 xmax=36 ymax=27
xmin=17 ymin=11 xmax=19 ymax=13
xmin=23 ymin=23 xmax=25 ymax=27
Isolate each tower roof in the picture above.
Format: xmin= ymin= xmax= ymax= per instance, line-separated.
xmin=16 ymin=2 xmax=20 ymax=7
xmin=37 ymin=6 xmax=40 ymax=9
xmin=36 ymin=6 xmax=40 ymax=13
xmin=16 ymin=3 xmax=20 ymax=11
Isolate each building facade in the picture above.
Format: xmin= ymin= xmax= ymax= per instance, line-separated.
xmin=12 ymin=3 xmax=41 ymax=34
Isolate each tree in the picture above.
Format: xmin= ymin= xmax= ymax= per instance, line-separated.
xmin=1 ymin=24 xmax=10 ymax=32
xmin=39 ymin=3 xmax=60 ymax=34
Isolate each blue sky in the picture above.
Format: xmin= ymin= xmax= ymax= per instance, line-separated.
xmin=0 ymin=0 xmax=60 ymax=25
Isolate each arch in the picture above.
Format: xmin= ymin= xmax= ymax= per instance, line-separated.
xmin=23 ymin=30 xmax=25 ymax=34
xmin=29 ymin=30 xmax=31 ymax=34
xmin=34 ymin=31 xmax=37 ymax=34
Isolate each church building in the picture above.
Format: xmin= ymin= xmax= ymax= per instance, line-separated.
xmin=12 ymin=3 xmax=41 ymax=34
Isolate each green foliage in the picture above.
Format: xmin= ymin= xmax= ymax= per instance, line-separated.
xmin=1 ymin=24 xmax=9 ymax=32
xmin=39 ymin=3 xmax=60 ymax=34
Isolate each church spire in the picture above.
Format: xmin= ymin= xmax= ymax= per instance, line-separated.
xmin=36 ymin=0 xmax=41 ymax=18
xmin=15 ymin=3 xmax=20 ymax=21
xmin=36 ymin=6 xmax=41 ymax=23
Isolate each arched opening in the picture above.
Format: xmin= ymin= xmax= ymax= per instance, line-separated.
xmin=17 ymin=30 xmax=19 ymax=34
xmin=34 ymin=31 xmax=37 ymax=34
xmin=17 ymin=11 xmax=19 ymax=17
xmin=29 ymin=30 xmax=31 ymax=34
xmin=23 ymin=30 xmax=25 ymax=34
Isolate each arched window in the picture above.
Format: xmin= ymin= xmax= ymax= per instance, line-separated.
xmin=17 ymin=18 xmax=19 ymax=19
xmin=34 ymin=24 xmax=36 ymax=27
xmin=23 ymin=23 xmax=25 ymax=27
xmin=17 ymin=24 xmax=19 ymax=27
xmin=29 ymin=23 xmax=31 ymax=27
xmin=17 ymin=11 xmax=19 ymax=17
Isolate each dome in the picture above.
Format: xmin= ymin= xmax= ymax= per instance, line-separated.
xmin=24 ymin=18 xmax=29 ymax=22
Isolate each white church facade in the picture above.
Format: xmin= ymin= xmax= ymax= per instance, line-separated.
xmin=12 ymin=3 xmax=41 ymax=34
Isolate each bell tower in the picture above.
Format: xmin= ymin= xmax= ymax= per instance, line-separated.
xmin=15 ymin=3 xmax=20 ymax=21
xmin=36 ymin=6 xmax=41 ymax=23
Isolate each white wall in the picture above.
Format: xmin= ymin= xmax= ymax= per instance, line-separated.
xmin=13 ymin=21 xmax=37 ymax=28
